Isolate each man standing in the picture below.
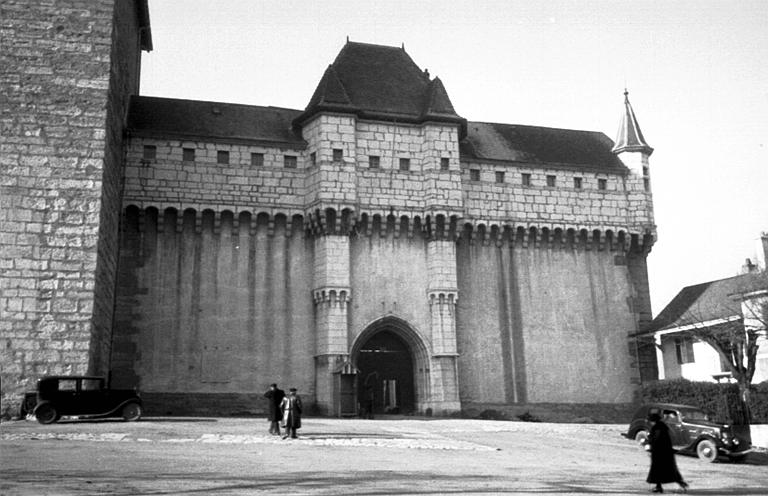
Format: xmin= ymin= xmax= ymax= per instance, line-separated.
xmin=264 ymin=383 xmax=285 ymax=435
xmin=280 ymin=387 xmax=302 ymax=439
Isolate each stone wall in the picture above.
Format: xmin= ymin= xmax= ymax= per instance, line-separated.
xmin=456 ymin=239 xmax=641 ymax=404
xmin=0 ymin=0 xmax=143 ymax=417
xmin=112 ymin=208 xmax=315 ymax=396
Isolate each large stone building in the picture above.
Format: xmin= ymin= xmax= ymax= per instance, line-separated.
xmin=1 ymin=0 xmax=658 ymax=417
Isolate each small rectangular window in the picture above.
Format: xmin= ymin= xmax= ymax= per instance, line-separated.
xmin=546 ymin=175 xmax=556 ymax=187
xmin=332 ymin=149 xmax=343 ymax=162
xmin=574 ymin=177 xmax=583 ymax=189
xmin=310 ymin=152 xmax=316 ymax=166
xmin=217 ymin=150 xmax=229 ymax=165
xmin=251 ymin=152 xmax=264 ymax=166
xmin=642 ymin=166 xmax=649 ymax=176
xmin=495 ymin=171 xmax=505 ymax=183
xmin=369 ymin=156 xmax=380 ymax=169
xmin=399 ymin=158 xmax=410 ymax=171
xmin=598 ymin=178 xmax=607 ymax=190
xmin=675 ymin=337 xmax=695 ymax=364
xmin=470 ymin=169 xmax=480 ymax=181
xmin=284 ymin=155 xmax=297 ymax=169
xmin=182 ymin=148 xmax=195 ymax=162
xmin=143 ymin=145 xmax=156 ymax=160
xmin=440 ymin=157 xmax=450 ymax=171
xmin=643 ymin=178 xmax=650 ymax=192
xmin=522 ymin=173 xmax=531 ymax=186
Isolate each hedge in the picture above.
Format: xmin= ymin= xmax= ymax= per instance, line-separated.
xmin=640 ymin=379 xmax=768 ymax=424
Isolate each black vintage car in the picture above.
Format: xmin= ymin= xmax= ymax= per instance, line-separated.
xmin=624 ymin=403 xmax=752 ymax=462
xmin=20 ymin=376 xmax=143 ymax=424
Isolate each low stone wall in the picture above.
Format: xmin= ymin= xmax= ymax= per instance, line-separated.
xmin=461 ymin=402 xmax=637 ymax=424
xmin=140 ymin=393 xmax=268 ymax=418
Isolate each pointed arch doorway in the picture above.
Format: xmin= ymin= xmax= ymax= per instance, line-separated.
xmin=351 ymin=317 xmax=429 ymax=416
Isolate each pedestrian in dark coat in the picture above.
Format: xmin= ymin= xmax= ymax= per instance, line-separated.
xmin=280 ymin=388 xmax=302 ymax=439
xmin=264 ymin=383 xmax=285 ymax=435
xmin=646 ymin=413 xmax=688 ymax=493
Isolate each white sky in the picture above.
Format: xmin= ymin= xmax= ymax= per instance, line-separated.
xmin=139 ymin=0 xmax=768 ymax=316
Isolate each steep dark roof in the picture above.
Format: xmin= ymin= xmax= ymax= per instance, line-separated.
xmin=295 ymin=42 xmax=465 ymax=130
xmin=650 ymin=272 xmax=768 ymax=331
xmin=612 ymin=90 xmax=653 ymax=155
xmin=460 ymin=122 xmax=627 ymax=171
xmin=127 ymin=96 xmax=305 ymax=146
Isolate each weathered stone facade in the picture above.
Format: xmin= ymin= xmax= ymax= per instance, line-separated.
xmin=1 ymin=6 xmax=657 ymax=417
xmin=1 ymin=0 xmax=150 ymax=416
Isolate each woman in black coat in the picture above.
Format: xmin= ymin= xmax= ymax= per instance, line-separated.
xmin=646 ymin=413 xmax=688 ymax=493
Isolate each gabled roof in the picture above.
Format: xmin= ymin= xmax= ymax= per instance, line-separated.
xmin=127 ymin=96 xmax=306 ymax=146
xmin=294 ymin=41 xmax=465 ymax=131
xmin=650 ymin=272 xmax=768 ymax=332
xmin=460 ymin=122 xmax=628 ymax=171
xmin=612 ymin=90 xmax=653 ymax=155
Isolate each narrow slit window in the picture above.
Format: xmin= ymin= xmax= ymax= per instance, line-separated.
xmin=310 ymin=152 xmax=316 ymax=166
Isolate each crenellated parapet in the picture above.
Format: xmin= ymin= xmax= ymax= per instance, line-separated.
xmin=312 ymin=287 xmax=351 ymax=307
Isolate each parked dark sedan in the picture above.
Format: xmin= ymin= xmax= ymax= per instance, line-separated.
xmin=624 ymin=403 xmax=752 ymax=462
xmin=20 ymin=376 xmax=142 ymax=424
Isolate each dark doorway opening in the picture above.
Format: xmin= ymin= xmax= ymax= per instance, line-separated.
xmin=356 ymin=330 xmax=415 ymax=415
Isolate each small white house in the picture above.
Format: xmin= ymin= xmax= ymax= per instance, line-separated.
xmin=647 ymin=272 xmax=768 ymax=384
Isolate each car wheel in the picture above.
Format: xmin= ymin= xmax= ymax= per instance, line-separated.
xmin=634 ymin=429 xmax=649 ymax=447
xmin=121 ymin=402 xmax=142 ymax=421
xmin=35 ymin=404 xmax=58 ymax=425
xmin=696 ymin=439 xmax=718 ymax=462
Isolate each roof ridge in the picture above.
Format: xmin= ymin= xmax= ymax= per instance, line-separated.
xmin=468 ymin=120 xmax=605 ymax=135
xmin=133 ymin=95 xmax=302 ymax=113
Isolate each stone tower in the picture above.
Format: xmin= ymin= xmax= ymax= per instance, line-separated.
xmin=0 ymin=0 xmax=151 ymax=416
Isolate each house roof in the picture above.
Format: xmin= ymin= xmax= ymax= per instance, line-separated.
xmin=612 ymin=90 xmax=653 ymax=155
xmin=294 ymin=41 xmax=466 ymax=130
xmin=126 ymin=96 xmax=306 ymax=146
xmin=460 ymin=122 xmax=628 ymax=171
xmin=650 ymin=272 xmax=768 ymax=332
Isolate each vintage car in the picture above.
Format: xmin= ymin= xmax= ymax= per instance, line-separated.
xmin=624 ymin=402 xmax=752 ymax=462
xmin=20 ymin=376 xmax=143 ymax=424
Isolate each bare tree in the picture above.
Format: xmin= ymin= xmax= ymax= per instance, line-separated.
xmin=681 ymin=288 xmax=767 ymax=424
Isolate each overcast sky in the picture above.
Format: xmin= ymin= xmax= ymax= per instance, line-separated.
xmin=139 ymin=0 xmax=768 ymax=315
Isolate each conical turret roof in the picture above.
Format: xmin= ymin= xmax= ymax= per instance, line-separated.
xmin=612 ymin=90 xmax=653 ymax=155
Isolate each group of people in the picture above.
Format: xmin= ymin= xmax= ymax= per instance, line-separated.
xmin=264 ymin=384 xmax=302 ymax=439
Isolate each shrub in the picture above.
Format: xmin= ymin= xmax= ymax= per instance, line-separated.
xmin=640 ymin=378 xmax=768 ymax=424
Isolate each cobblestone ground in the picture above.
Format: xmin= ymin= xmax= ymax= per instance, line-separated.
xmin=1 ymin=417 xmax=766 ymax=495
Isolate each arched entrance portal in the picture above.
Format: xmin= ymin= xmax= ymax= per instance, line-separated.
xmin=352 ymin=317 xmax=429 ymax=416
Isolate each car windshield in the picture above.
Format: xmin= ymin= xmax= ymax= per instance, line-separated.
xmin=679 ymin=408 xmax=709 ymax=422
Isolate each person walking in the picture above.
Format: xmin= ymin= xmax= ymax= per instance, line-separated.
xmin=646 ymin=412 xmax=688 ymax=493
xmin=263 ymin=383 xmax=285 ymax=436
xmin=280 ymin=387 xmax=302 ymax=439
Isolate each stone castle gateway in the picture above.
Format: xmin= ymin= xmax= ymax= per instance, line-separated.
xmin=1 ymin=0 xmax=658 ymax=417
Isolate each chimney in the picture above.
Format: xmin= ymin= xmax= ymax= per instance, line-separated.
xmin=757 ymin=233 xmax=768 ymax=271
